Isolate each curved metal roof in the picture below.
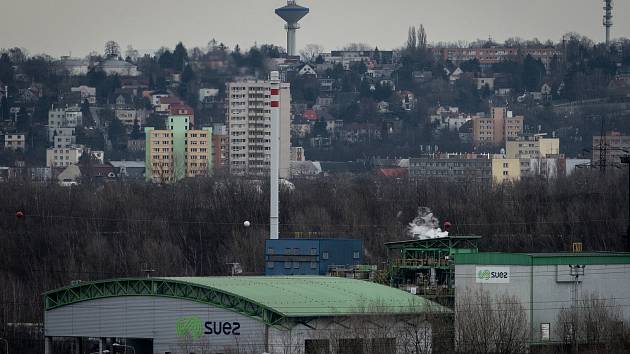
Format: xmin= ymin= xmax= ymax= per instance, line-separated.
xmin=44 ymin=276 xmax=448 ymax=326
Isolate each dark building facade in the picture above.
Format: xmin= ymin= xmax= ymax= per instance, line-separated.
xmin=264 ymin=238 xmax=363 ymax=276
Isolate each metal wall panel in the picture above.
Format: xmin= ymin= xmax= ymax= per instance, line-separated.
xmin=45 ymin=296 xmax=267 ymax=354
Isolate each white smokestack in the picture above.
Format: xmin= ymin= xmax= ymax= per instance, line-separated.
xmin=270 ymin=71 xmax=280 ymax=240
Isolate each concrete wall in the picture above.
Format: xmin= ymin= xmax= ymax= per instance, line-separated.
xmin=455 ymin=263 xmax=630 ymax=343
xmin=45 ymin=296 xmax=267 ymax=354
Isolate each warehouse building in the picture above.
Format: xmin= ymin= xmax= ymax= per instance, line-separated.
xmin=44 ymin=276 xmax=450 ymax=354
xmin=454 ymin=252 xmax=630 ymax=348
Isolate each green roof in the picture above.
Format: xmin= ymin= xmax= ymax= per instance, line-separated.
xmin=455 ymin=252 xmax=630 ymax=266
xmin=165 ymin=276 xmax=447 ymax=316
xmin=44 ymin=276 xmax=448 ymax=327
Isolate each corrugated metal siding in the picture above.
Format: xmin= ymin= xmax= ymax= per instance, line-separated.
xmin=455 ymin=252 xmax=630 ymax=265
xmin=45 ymin=296 xmax=267 ymax=354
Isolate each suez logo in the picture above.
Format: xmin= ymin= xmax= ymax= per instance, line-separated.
xmin=475 ymin=266 xmax=510 ymax=283
xmin=176 ymin=316 xmax=241 ymax=339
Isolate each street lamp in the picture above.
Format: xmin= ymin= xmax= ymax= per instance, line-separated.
xmin=0 ymin=338 xmax=8 ymax=354
xmin=112 ymin=343 xmax=135 ymax=354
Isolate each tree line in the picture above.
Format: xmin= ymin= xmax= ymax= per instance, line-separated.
xmin=0 ymin=169 xmax=628 ymax=352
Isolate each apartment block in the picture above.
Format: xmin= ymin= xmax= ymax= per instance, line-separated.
xmin=144 ymin=116 xmax=213 ymax=183
xmin=408 ymin=153 xmax=493 ymax=184
xmin=506 ymin=136 xmax=560 ymax=159
xmin=212 ymin=124 xmax=229 ymax=168
xmin=473 ymin=107 xmax=523 ymax=146
xmin=226 ymin=80 xmax=291 ymax=177
xmin=4 ymin=133 xmax=26 ymax=151
xmin=48 ymin=106 xmax=82 ymax=142
xmin=491 ymin=156 xmax=521 ymax=184
xmin=46 ymin=145 xmax=104 ymax=168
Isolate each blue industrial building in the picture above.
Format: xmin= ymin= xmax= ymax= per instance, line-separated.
xmin=264 ymin=238 xmax=363 ymax=276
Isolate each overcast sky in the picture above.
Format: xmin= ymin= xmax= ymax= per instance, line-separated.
xmin=1 ymin=0 xmax=628 ymax=57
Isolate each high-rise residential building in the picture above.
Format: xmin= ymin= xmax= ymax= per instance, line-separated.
xmin=211 ymin=124 xmax=229 ymax=169
xmin=226 ymin=80 xmax=291 ymax=177
xmin=144 ymin=116 xmax=213 ymax=183
xmin=472 ymin=107 xmax=523 ymax=146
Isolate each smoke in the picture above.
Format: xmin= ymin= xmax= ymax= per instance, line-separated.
xmin=408 ymin=207 xmax=449 ymax=240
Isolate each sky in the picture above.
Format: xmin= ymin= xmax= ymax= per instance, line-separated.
xmin=0 ymin=0 xmax=628 ymax=58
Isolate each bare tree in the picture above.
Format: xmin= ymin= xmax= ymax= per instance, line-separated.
xmin=104 ymin=41 xmax=121 ymax=58
xmin=300 ymin=44 xmax=324 ymax=63
xmin=417 ymin=25 xmax=427 ymax=50
xmin=557 ymin=292 xmax=625 ymax=353
xmin=342 ymin=43 xmax=372 ymax=51
xmin=455 ymin=287 xmax=528 ymax=354
xmin=124 ymin=45 xmax=139 ymax=61
xmin=407 ymin=26 xmax=417 ymax=51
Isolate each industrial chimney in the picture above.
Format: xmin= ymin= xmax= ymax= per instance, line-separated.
xmin=275 ymin=0 xmax=309 ymax=56
xmin=269 ymin=71 xmax=281 ymax=240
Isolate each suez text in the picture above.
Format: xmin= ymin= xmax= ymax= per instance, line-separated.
xmin=204 ymin=321 xmax=241 ymax=335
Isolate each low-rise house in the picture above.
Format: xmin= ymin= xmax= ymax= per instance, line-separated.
xmin=343 ymin=123 xmax=382 ymax=144
xmin=55 ymin=57 xmax=90 ymax=76
xmin=399 ymin=91 xmax=416 ymax=111
xmin=127 ymin=138 xmax=146 ymax=152
xmin=98 ymin=58 xmax=140 ymax=77
xmin=289 ymin=160 xmax=322 ymax=178
xmin=46 ymin=145 xmax=104 ymax=168
xmin=298 ymin=64 xmax=317 ymax=77
xmin=70 ymin=86 xmax=96 ymax=104
xmin=199 ymin=88 xmax=220 ymax=103
xmin=109 ymin=161 xmax=145 ymax=179
xmin=291 ymin=120 xmax=312 ymax=138
xmin=290 ymin=146 xmax=305 ymax=162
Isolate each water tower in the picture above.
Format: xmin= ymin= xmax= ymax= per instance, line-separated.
xmin=275 ymin=0 xmax=309 ymax=57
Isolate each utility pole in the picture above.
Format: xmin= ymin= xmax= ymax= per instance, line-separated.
xmin=621 ymin=155 xmax=630 ymax=251
xmin=599 ymin=116 xmax=607 ymax=173
xmin=569 ymin=264 xmax=585 ymax=354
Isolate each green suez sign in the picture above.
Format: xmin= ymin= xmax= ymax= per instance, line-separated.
xmin=176 ymin=316 xmax=241 ymax=339
xmin=476 ymin=266 xmax=510 ymax=283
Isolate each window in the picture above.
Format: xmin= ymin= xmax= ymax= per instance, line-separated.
xmin=285 ymin=248 xmax=292 ymax=255
xmin=293 ymin=261 xmax=300 ymax=269
xmin=338 ymin=339 xmax=364 ymax=354
xmin=305 ymin=339 xmax=330 ymax=354
xmin=267 ymin=248 xmax=274 ymax=255
xmin=310 ymin=262 xmax=317 ymax=269
xmin=267 ymin=261 xmax=274 ymax=269
xmin=322 ymin=251 xmax=329 ymax=260
xmin=310 ymin=248 xmax=317 ymax=255
xmin=353 ymin=251 xmax=360 ymax=259
xmin=284 ymin=261 xmax=291 ymax=269
xmin=541 ymin=323 xmax=550 ymax=341
xmin=371 ymin=338 xmax=395 ymax=353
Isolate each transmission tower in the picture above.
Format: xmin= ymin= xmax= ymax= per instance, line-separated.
xmin=603 ymin=0 xmax=613 ymax=46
